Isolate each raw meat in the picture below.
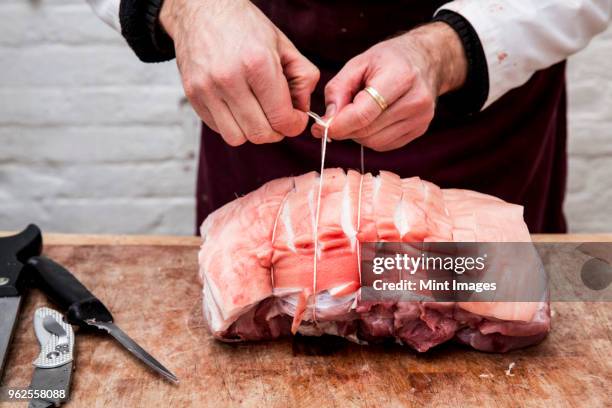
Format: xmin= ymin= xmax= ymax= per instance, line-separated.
xmin=198 ymin=169 xmax=550 ymax=352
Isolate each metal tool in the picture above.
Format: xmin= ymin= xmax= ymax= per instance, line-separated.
xmin=26 ymin=256 xmax=178 ymax=383
xmin=0 ymin=225 xmax=43 ymax=379
xmin=28 ymin=307 xmax=74 ymax=408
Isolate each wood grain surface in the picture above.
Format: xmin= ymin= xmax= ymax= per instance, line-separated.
xmin=0 ymin=235 xmax=610 ymax=407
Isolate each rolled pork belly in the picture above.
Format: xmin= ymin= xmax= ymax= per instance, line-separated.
xmin=198 ymin=169 xmax=550 ymax=353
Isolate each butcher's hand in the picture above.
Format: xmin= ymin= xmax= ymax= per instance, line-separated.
xmin=160 ymin=0 xmax=320 ymax=146
xmin=313 ymin=23 xmax=468 ymax=151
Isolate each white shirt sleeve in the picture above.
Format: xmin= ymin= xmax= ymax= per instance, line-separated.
xmin=86 ymin=0 xmax=121 ymax=32
xmin=437 ymin=0 xmax=612 ymax=109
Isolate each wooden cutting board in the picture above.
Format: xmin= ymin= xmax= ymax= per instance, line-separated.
xmin=0 ymin=234 xmax=610 ymax=407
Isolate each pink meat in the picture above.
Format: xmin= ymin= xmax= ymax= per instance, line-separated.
xmin=198 ymin=169 xmax=550 ymax=352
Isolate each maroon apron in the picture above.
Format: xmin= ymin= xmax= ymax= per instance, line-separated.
xmin=196 ymin=0 xmax=568 ymax=233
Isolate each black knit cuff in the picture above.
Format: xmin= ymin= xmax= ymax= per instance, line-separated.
xmin=432 ymin=10 xmax=489 ymax=114
xmin=120 ymin=0 xmax=176 ymax=63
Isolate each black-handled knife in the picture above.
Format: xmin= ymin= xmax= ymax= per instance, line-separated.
xmin=0 ymin=224 xmax=42 ymax=380
xmin=26 ymin=256 xmax=178 ymax=384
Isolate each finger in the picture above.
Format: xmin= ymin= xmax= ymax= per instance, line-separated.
xmin=190 ymin=100 xmax=219 ymax=133
xmin=324 ymin=55 xmax=368 ymax=113
xmin=311 ymin=103 xmax=338 ymax=138
xmin=249 ymin=62 xmax=309 ymax=136
xmin=197 ymin=106 xmax=219 ymax=133
xmin=208 ymin=62 xmax=281 ymax=144
xmin=313 ymin=54 xmax=364 ymax=138
xmin=351 ymin=88 xmax=432 ymax=139
xmin=278 ymin=33 xmax=320 ymax=112
xmin=311 ymin=123 xmax=323 ymax=138
xmin=204 ymin=96 xmax=248 ymax=147
xmin=221 ymin=81 xmax=284 ymax=145
xmin=249 ymin=47 xmax=309 ymax=137
xmin=358 ymin=119 xmax=428 ymax=152
xmin=181 ymin=80 xmax=219 ymax=132
xmin=329 ymin=69 xmax=414 ymax=140
xmin=349 ymin=95 xmax=408 ymax=140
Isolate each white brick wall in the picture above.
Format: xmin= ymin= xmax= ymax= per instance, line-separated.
xmin=0 ymin=1 xmax=611 ymax=234
xmin=567 ymin=24 xmax=612 ymax=232
xmin=0 ymin=1 xmax=200 ymax=234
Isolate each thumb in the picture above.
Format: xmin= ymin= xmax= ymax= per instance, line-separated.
xmin=278 ymin=33 xmax=320 ymax=112
xmin=324 ymin=55 xmax=368 ymax=115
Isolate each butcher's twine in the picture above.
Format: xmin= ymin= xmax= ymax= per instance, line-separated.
xmin=312 ymin=113 xmax=333 ymax=324
xmin=269 ymin=111 xmax=366 ymax=329
xmin=310 ymin=112 xmax=365 ymax=325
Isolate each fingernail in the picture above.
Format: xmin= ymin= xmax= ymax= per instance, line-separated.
xmin=325 ymin=103 xmax=337 ymax=117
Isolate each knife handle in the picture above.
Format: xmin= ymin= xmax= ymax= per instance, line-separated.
xmin=33 ymin=307 xmax=75 ymax=368
xmin=0 ymin=224 xmax=43 ymax=297
xmin=26 ymin=256 xmax=113 ymax=327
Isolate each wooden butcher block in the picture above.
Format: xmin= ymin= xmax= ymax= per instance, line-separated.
xmin=1 ymin=234 xmax=610 ymax=408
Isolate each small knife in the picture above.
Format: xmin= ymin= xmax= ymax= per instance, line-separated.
xmin=28 ymin=307 xmax=74 ymax=408
xmin=26 ymin=256 xmax=178 ymax=384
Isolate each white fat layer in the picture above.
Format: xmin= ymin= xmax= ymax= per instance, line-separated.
xmin=373 ymin=174 xmax=382 ymax=201
xmin=341 ymin=177 xmax=357 ymax=249
xmin=308 ymin=182 xmax=324 ymax=259
xmin=202 ymin=274 xmax=246 ymax=333
xmin=278 ymin=289 xmax=356 ymax=319
xmin=199 ymin=217 xmax=213 ymax=244
xmin=201 ymin=257 xmax=270 ymax=332
xmin=394 ymin=193 xmax=409 ymax=238
xmin=203 ymin=280 xmax=363 ymax=340
xmin=272 ymin=286 xmax=302 ymax=298
xmin=202 ymin=284 xmax=215 ymax=329
xmin=296 ymin=322 xmax=365 ymax=344
xmin=308 ymin=181 xmax=316 ymax=227
xmin=280 ymin=200 xmax=296 ymax=253
xmin=422 ymin=180 xmax=430 ymax=205
xmin=328 ymin=281 xmax=355 ymax=296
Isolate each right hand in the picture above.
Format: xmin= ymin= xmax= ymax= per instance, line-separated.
xmin=160 ymin=0 xmax=320 ymax=146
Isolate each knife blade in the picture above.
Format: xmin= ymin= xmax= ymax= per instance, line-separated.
xmin=86 ymin=321 xmax=178 ymax=383
xmin=28 ymin=307 xmax=74 ymax=408
xmin=26 ymin=255 xmax=178 ymax=384
xmin=0 ymin=225 xmax=43 ymax=379
xmin=0 ymin=297 xmax=21 ymax=376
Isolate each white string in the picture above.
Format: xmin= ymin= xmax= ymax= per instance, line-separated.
xmin=308 ymin=112 xmax=366 ymax=324
xmin=311 ymin=114 xmax=333 ymax=324
xmin=307 ymin=111 xmax=328 ymax=127
xmin=356 ymin=172 xmax=364 ymax=285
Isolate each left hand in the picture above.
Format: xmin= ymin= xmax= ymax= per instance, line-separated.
xmin=312 ymin=22 xmax=468 ymax=151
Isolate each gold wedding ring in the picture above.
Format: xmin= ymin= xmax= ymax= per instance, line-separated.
xmin=364 ymin=86 xmax=388 ymax=111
